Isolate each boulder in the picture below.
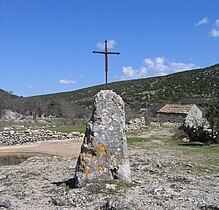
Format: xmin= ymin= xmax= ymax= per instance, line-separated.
xmin=74 ymin=90 xmax=131 ymax=186
xmin=127 ymin=117 xmax=146 ymax=130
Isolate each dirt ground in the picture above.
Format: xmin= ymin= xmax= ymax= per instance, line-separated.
xmin=0 ymin=126 xmax=218 ymax=209
xmin=0 ymin=138 xmax=83 ymax=157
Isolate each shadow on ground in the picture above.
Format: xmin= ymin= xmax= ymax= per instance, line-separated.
xmin=52 ymin=177 xmax=79 ymax=189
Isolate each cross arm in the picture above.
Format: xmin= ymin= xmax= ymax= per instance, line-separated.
xmin=92 ymin=51 xmax=120 ymax=55
xmin=92 ymin=51 xmax=105 ymax=54
xmin=107 ymin=52 xmax=120 ymax=55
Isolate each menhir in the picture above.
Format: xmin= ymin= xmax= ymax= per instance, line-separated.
xmin=74 ymin=90 xmax=131 ymax=187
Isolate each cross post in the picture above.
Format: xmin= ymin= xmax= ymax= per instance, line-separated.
xmin=92 ymin=40 xmax=120 ymax=90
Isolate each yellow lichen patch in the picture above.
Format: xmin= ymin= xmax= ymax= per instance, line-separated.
xmin=98 ymin=166 xmax=105 ymax=174
xmin=85 ymin=169 xmax=92 ymax=175
xmin=90 ymin=155 xmax=95 ymax=162
xmin=80 ymin=169 xmax=92 ymax=175
xmin=81 ymin=153 xmax=86 ymax=161
xmin=96 ymin=144 xmax=107 ymax=154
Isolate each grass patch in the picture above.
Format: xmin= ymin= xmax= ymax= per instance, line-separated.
xmin=0 ymin=155 xmax=31 ymax=166
xmin=127 ymin=129 xmax=143 ymax=136
xmin=168 ymin=135 xmax=219 ymax=156
xmin=127 ymin=126 xmax=219 ymax=175
xmin=178 ymin=143 xmax=219 ymax=155
xmin=166 ymin=137 xmax=219 ymax=174
xmin=47 ymin=124 xmax=86 ymax=133
xmin=85 ymin=180 xmax=135 ymax=195
xmin=194 ymin=165 xmax=219 ymax=174
xmin=127 ymin=137 xmax=151 ymax=144
xmin=144 ymin=127 xmax=219 ymax=175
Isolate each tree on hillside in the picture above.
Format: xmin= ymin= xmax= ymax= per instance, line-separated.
xmin=0 ymin=92 xmax=8 ymax=118
xmin=0 ymin=100 xmax=5 ymax=118
xmin=45 ymin=100 xmax=63 ymax=117
xmin=207 ymin=98 xmax=219 ymax=143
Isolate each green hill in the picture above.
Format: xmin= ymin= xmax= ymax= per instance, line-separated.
xmin=0 ymin=89 xmax=19 ymax=117
xmin=32 ymin=63 xmax=219 ymax=104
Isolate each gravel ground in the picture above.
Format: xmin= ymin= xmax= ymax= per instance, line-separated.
xmin=0 ymin=127 xmax=219 ymax=210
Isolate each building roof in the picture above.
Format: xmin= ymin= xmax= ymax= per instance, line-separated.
xmin=157 ymin=104 xmax=195 ymax=114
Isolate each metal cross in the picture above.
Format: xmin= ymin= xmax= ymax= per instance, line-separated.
xmin=92 ymin=40 xmax=120 ymax=90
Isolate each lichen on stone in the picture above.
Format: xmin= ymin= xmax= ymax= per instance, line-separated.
xmin=74 ymin=90 xmax=131 ymax=186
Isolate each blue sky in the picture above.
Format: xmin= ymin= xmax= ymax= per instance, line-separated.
xmin=0 ymin=0 xmax=218 ymax=96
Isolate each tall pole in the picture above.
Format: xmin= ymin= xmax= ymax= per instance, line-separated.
xmin=105 ymin=40 xmax=108 ymax=89
xmin=92 ymin=40 xmax=120 ymax=90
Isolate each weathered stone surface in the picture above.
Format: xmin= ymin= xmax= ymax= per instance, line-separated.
xmin=1 ymin=110 xmax=23 ymax=121
xmin=74 ymin=90 xmax=131 ymax=185
xmin=0 ymin=198 xmax=11 ymax=208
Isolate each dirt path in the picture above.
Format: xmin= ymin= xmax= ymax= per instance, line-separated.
xmin=137 ymin=127 xmax=174 ymax=138
xmin=0 ymin=138 xmax=83 ymax=157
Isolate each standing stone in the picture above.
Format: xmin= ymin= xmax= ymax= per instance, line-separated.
xmin=74 ymin=90 xmax=131 ymax=186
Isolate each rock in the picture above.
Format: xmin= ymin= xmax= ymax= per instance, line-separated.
xmin=105 ymin=183 xmax=117 ymax=191
xmin=74 ymin=90 xmax=131 ymax=186
xmin=185 ymin=163 xmax=194 ymax=168
xmin=0 ymin=198 xmax=11 ymax=208
xmin=127 ymin=117 xmax=146 ymax=130
xmin=103 ymin=196 xmax=134 ymax=210
xmin=182 ymin=137 xmax=190 ymax=142
xmin=198 ymin=202 xmax=219 ymax=210
xmin=1 ymin=109 xmax=23 ymax=121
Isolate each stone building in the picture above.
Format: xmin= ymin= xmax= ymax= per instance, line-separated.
xmin=157 ymin=104 xmax=206 ymax=127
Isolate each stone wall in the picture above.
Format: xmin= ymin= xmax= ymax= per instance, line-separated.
xmin=0 ymin=129 xmax=83 ymax=146
xmin=184 ymin=105 xmax=206 ymax=128
xmin=126 ymin=117 xmax=146 ymax=130
xmin=157 ymin=113 xmax=186 ymax=124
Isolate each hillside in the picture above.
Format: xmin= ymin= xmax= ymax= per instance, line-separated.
xmin=0 ymin=89 xmax=19 ymax=117
xmin=0 ymin=64 xmax=218 ymax=120
xmin=0 ymin=89 xmax=18 ymax=101
xmin=32 ymin=64 xmax=219 ymax=105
